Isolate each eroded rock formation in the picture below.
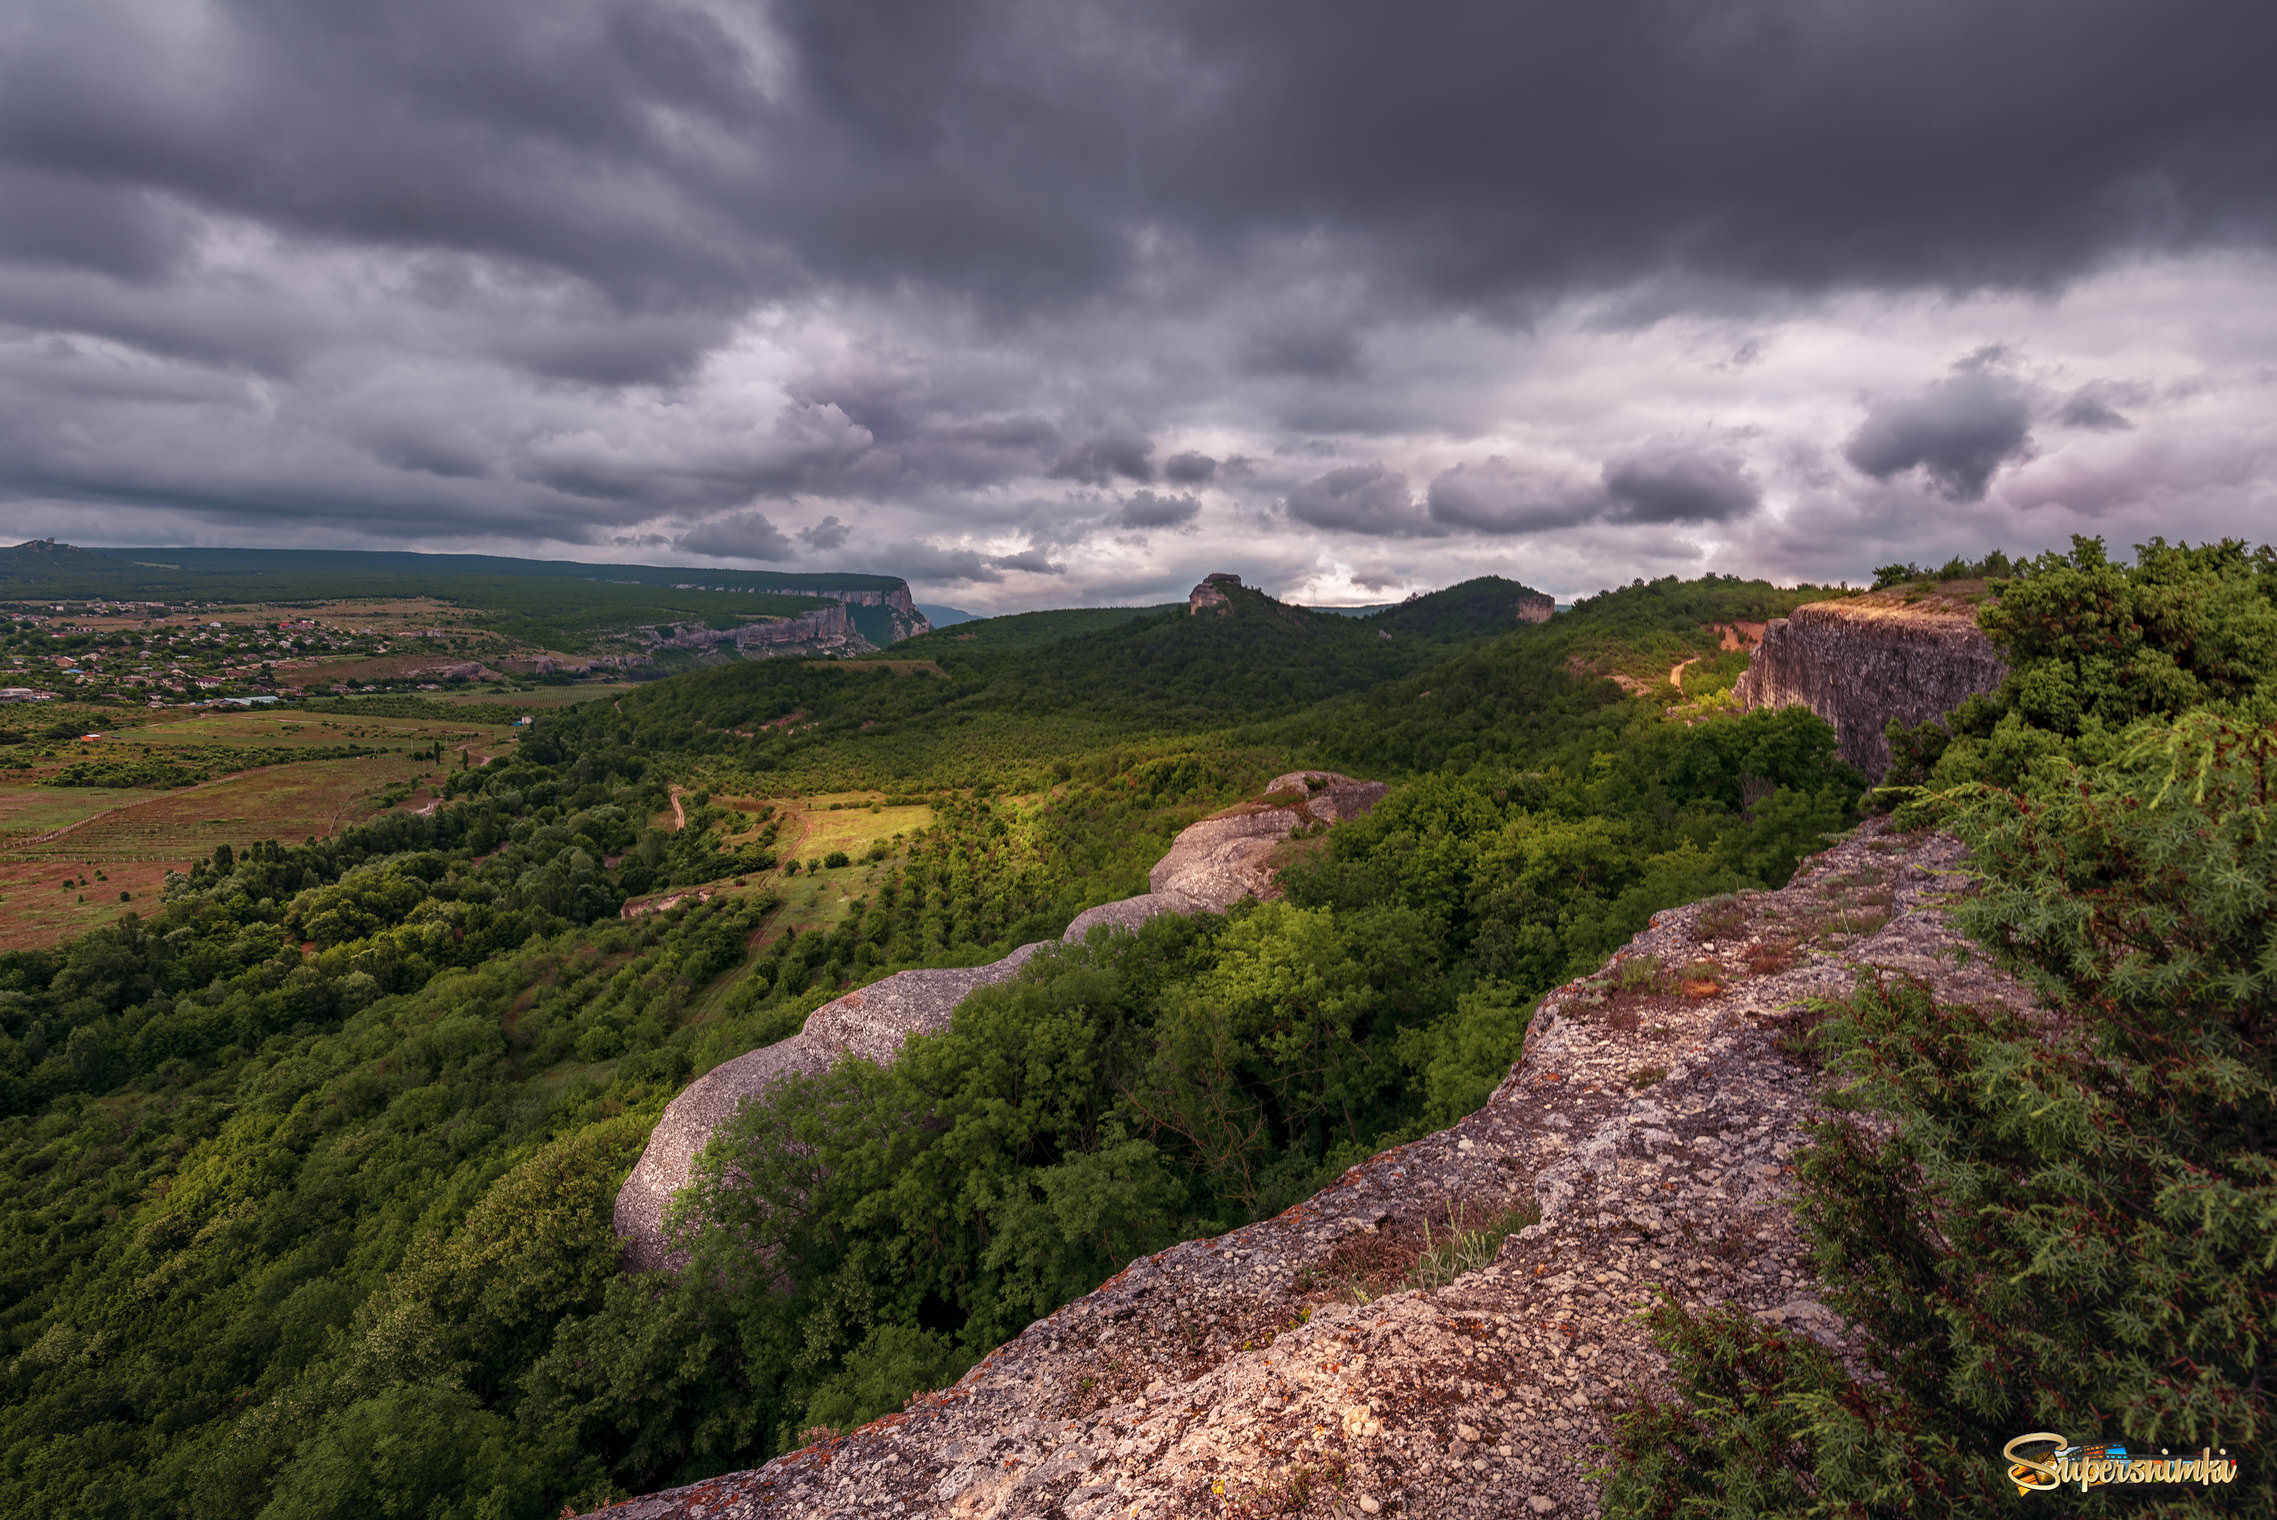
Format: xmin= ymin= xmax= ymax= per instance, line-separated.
xmin=1188 ymin=572 xmax=1243 ymax=615
xmin=587 ymin=819 xmax=2035 ymax=1519
xmin=1732 ymin=592 xmax=2007 ymax=780
xmin=611 ymin=772 xmax=1388 ymax=1272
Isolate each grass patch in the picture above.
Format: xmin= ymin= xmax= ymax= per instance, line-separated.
xmin=1693 ymin=894 xmax=1747 ymax=940
xmin=1405 ymin=1200 xmax=1541 ymax=1291
xmin=1614 ymin=954 xmax=1664 ymax=993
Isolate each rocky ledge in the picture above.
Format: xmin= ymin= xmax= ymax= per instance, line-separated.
xmin=588 ymin=817 xmax=2034 ymax=1518
xmin=613 ymin=772 xmax=1389 ymax=1272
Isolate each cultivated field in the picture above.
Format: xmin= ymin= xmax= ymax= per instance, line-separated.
xmin=0 ymin=708 xmax=513 ymax=948
xmin=617 ymin=790 xmax=936 ymax=938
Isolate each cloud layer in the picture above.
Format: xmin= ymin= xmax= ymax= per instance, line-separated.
xmin=2 ymin=1 xmax=2274 ymax=608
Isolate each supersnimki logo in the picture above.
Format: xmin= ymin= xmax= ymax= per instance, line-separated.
xmin=2002 ymin=1432 xmax=2240 ymax=1494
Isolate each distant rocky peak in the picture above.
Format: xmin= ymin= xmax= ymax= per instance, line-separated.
xmin=1189 ymin=572 xmax=1243 ymax=614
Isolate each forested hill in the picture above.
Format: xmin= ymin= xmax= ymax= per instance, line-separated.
xmin=549 ymin=572 xmax=1844 ymax=793
xmin=1358 ymin=574 xmax=1551 ymax=639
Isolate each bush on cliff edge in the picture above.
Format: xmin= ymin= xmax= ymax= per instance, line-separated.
xmin=1604 ymin=712 xmax=2276 ymax=1517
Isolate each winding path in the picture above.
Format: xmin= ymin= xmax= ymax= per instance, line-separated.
xmin=612 ymin=770 xmax=1388 ymax=1270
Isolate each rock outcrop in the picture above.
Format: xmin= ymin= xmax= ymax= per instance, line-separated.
xmin=1188 ymin=573 xmax=1244 ymax=615
xmin=612 ymin=772 xmax=1389 ymax=1272
xmin=587 ymin=818 xmax=2036 ymax=1519
xmin=1514 ymin=591 xmax=1555 ymax=624
xmin=1733 ymin=592 xmax=2007 ymax=780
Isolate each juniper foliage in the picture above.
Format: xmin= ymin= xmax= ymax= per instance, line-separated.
xmin=1606 ymin=712 xmax=2275 ymax=1517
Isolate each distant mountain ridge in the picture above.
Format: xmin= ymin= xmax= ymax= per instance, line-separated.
xmin=0 ymin=540 xmax=934 ymax=654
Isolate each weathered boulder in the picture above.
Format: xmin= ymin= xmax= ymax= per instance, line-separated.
xmin=611 ymin=948 xmax=1050 ymax=1271
xmin=1733 ymin=593 xmax=2007 ymax=779
xmin=610 ymin=771 xmax=1387 ymax=1271
xmin=1145 ymin=771 xmax=1387 ymax=909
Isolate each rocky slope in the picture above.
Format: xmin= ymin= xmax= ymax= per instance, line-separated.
xmin=613 ymin=772 xmax=1389 ymax=1272
xmin=587 ymin=817 xmax=2035 ymax=1519
xmin=1733 ymin=590 xmax=2007 ymax=779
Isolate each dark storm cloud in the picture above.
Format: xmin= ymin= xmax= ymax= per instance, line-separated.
xmin=1602 ymin=446 xmax=1761 ymax=524
xmin=2 ymin=0 xmax=2274 ymax=569
xmin=993 ymin=546 xmax=1063 ymax=574
xmin=884 ymin=542 xmax=1004 ymax=584
xmin=1425 ymin=457 xmax=1596 ymax=535
xmin=1844 ymin=371 xmax=2036 ymax=501
xmin=1240 ymin=328 xmax=1365 ymax=378
xmin=674 ymin=509 xmax=797 ymax=561
xmin=799 ymin=514 xmax=852 ymax=551
xmin=1114 ymin=490 xmax=1201 ymax=529
xmin=1049 ymin=432 xmax=1155 ymax=487
xmin=365 ymin=427 xmax=492 ymax=481
xmin=1282 ymin=464 xmax=1441 ymax=537
xmin=0 ymin=165 xmax=193 ymax=283
xmin=780 ymin=372 xmax=1063 ymax=495
xmin=9 ymin=2 xmax=2271 ymax=349
xmin=760 ymin=0 xmax=2277 ymax=309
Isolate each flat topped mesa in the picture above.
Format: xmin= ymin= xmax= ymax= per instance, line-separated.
xmin=610 ymin=769 xmax=1387 ymax=1271
xmin=1188 ymin=572 xmax=1243 ymax=614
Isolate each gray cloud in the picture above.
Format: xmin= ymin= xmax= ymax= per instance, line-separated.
xmin=2056 ymin=383 xmax=2138 ymax=432
xmin=1602 ymin=446 xmax=1761 ymax=523
xmin=1162 ymin=451 xmax=1218 ymax=484
xmin=799 ymin=514 xmax=852 ymax=550
xmin=1049 ymin=431 xmax=1156 ymax=486
xmin=1427 ymin=456 xmax=1598 ymax=534
xmin=676 ymin=509 xmax=797 ymax=561
xmin=881 ymin=542 xmax=1005 ymax=585
xmin=1282 ymin=464 xmax=1441 ymax=536
xmin=993 ymin=546 xmax=1064 ymax=574
xmin=1241 ymin=328 xmax=1365 ymax=378
xmin=1844 ymin=370 xmax=2037 ymax=501
xmin=1114 ymin=489 xmax=1202 ymax=529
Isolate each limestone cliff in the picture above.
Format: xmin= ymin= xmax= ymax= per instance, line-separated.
xmin=1732 ymin=590 xmax=2007 ymax=780
xmin=585 ymin=819 xmax=2035 ymax=1520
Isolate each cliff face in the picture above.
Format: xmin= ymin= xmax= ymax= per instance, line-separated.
xmin=585 ymin=820 xmax=2038 ymax=1520
xmin=1732 ymin=594 xmax=2006 ymax=780
xmin=747 ymin=582 xmax=933 ymax=642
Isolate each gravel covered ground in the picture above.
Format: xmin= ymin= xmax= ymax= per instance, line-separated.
xmin=587 ymin=817 xmax=2035 ymax=1519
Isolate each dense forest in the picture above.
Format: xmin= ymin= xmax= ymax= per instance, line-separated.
xmin=10 ymin=546 xmax=2263 ymax=1518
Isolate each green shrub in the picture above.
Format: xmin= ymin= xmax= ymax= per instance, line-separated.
xmin=1606 ymin=712 xmax=2277 ymax=1517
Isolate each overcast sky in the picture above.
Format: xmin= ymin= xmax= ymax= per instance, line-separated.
xmin=3 ymin=1 xmax=2273 ymax=611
